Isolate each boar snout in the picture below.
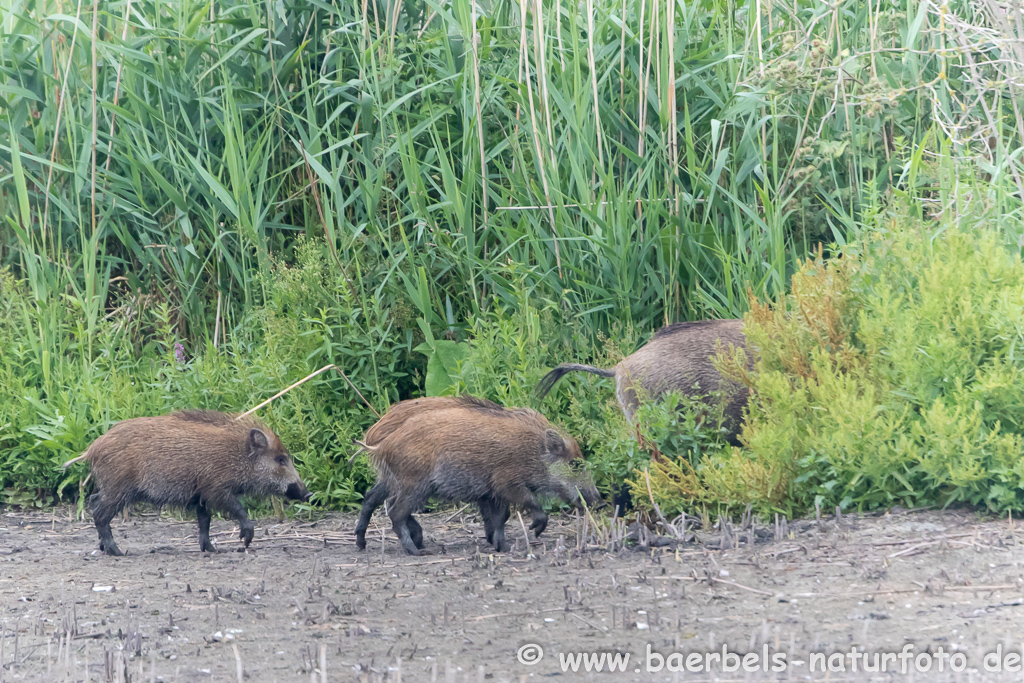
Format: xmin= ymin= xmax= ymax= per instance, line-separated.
xmin=549 ymin=460 xmax=602 ymax=510
xmin=567 ymin=469 xmax=603 ymax=510
xmin=573 ymin=484 xmax=605 ymax=510
xmin=285 ymin=482 xmax=312 ymax=501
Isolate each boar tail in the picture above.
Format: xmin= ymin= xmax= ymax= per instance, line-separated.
xmin=346 ymin=438 xmax=379 ymax=466
xmin=352 ymin=438 xmax=379 ymax=452
xmin=61 ymin=451 xmax=90 ymax=469
xmin=534 ymin=364 xmax=616 ymax=401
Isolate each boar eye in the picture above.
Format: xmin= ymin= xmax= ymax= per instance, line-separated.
xmin=275 ymin=456 xmax=287 ymax=466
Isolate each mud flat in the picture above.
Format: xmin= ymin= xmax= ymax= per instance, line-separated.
xmin=3 ymin=506 xmax=1024 ymax=681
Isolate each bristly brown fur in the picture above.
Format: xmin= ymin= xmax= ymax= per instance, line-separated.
xmin=171 ymin=409 xmax=265 ymax=431
xmin=652 ymin=320 xmax=708 ymax=339
xmin=533 ymin=318 xmax=752 ymax=445
xmin=79 ymin=410 xmax=309 ymax=556
xmin=363 ymin=395 xmax=541 ymax=448
xmin=449 ymin=395 xmax=504 ymax=412
xmin=354 ymin=395 xmax=601 ymax=556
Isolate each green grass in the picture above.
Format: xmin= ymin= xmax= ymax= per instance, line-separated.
xmin=1 ymin=0 xmax=1023 ymax=511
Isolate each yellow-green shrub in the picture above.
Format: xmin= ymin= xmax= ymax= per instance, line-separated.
xmin=638 ymin=225 xmax=1024 ymax=516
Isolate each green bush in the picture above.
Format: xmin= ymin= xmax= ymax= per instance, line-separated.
xmin=0 ymin=241 xmax=417 ymax=512
xmin=641 ymin=223 xmax=1024 ymax=517
xmin=7 ymin=221 xmax=1024 ymax=522
xmin=7 ymin=0 xmax=1024 ymax=519
xmin=0 ymin=250 xmax=648 ymax=510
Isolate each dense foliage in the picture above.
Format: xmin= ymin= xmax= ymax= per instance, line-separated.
xmin=641 ymin=219 xmax=1024 ymax=517
xmin=2 ymin=0 xmax=1024 ymax=515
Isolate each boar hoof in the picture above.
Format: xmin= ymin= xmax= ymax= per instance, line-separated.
xmin=239 ymin=524 xmax=255 ymax=548
xmin=200 ymin=540 xmax=218 ymax=553
xmin=530 ymin=515 xmax=548 ymax=537
xmin=101 ymin=541 xmax=124 ymax=557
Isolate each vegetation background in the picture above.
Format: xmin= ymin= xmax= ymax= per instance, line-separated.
xmin=2 ymin=0 xmax=1024 ymax=518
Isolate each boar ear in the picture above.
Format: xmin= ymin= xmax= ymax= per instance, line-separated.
xmin=249 ymin=429 xmax=269 ymax=455
xmin=543 ymin=429 xmax=566 ymax=462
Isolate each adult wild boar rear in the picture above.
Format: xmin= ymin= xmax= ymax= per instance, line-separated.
xmin=354 ymin=396 xmax=602 ymax=555
xmin=535 ymin=319 xmax=751 ymax=445
xmin=63 ymin=410 xmax=312 ymax=556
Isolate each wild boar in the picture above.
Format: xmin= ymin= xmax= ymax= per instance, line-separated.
xmin=534 ymin=319 xmax=751 ymax=445
xmin=62 ymin=410 xmax=312 ymax=556
xmin=349 ymin=397 xmax=458 ymax=549
xmin=362 ymin=396 xmax=457 ymax=446
xmin=354 ymin=396 xmax=601 ymax=555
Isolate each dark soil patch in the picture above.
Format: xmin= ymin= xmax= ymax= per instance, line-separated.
xmin=3 ymin=507 xmax=1024 ymax=681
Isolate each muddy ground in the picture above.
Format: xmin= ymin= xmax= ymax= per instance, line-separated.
xmin=4 ymin=507 xmax=1024 ymax=682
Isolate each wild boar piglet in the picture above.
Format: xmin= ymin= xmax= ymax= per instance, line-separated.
xmin=354 ymin=396 xmax=601 ymax=555
xmin=63 ymin=410 xmax=311 ymax=556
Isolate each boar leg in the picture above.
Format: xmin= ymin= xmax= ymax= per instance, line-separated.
xmin=406 ymin=516 xmax=424 ymax=549
xmin=492 ymin=501 xmax=510 ymax=551
xmin=479 ymin=498 xmax=495 ymax=545
xmin=196 ymin=504 xmax=218 ymax=553
xmin=355 ymin=481 xmax=388 ymax=550
xmin=502 ymin=486 xmax=548 ymax=537
xmin=479 ymin=497 xmax=510 ymax=552
xmin=90 ymin=493 xmax=124 ymax=557
xmin=218 ymin=497 xmax=255 ymax=549
xmin=387 ymin=499 xmax=422 ymax=556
